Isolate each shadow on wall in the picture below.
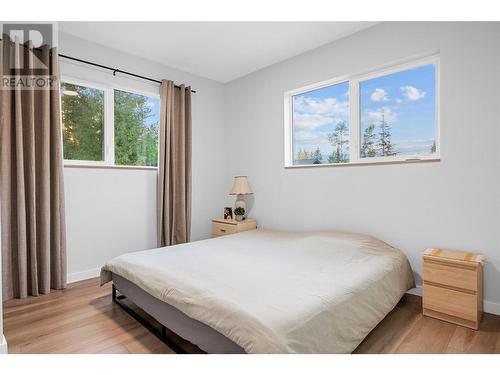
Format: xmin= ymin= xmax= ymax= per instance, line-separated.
xmin=245 ymin=195 xmax=255 ymax=217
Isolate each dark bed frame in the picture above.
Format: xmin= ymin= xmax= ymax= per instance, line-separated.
xmin=112 ymin=285 xmax=191 ymax=354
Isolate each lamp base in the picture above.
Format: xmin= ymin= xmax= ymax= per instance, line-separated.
xmin=235 ymin=195 xmax=246 ymax=213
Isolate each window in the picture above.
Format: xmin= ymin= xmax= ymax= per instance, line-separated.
xmin=285 ymin=55 xmax=439 ymax=167
xmin=61 ymin=78 xmax=160 ymax=168
xmin=61 ymin=82 xmax=105 ymax=161
xmin=114 ymin=90 xmax=160 ymax=167
xmin=292 ymin=81 xmax=349 ymax=165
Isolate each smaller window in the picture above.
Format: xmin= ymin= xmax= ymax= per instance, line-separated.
xmin=114 ymin=90 xmax=160 ymax=167
xmin=61 ymin=82 xmax=105 ymax=162
xmin=285 ymin=55 xmax=439 ymax=167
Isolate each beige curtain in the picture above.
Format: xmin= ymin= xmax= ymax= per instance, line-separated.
xmin=0 ymin=35 xmax=67 ymax=300
xmin=157 ymin=80 xmax=192 ymax=247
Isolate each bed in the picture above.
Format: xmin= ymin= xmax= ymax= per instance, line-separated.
xmin=101 ymin=229 xmax=415 ymax=353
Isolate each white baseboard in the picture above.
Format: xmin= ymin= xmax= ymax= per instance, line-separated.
xmin=0 ymin=335 xmax=7 ymax=354
xmin=407 ymin=285 xmax=500 ymax=316
xmin=407 ymin=285 xmax=423 ymax=297
xmin=67 ymin=267 xmax=100 ymax=284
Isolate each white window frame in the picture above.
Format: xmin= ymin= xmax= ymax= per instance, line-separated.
xmin=112 ymin=85 xmax=161 ymax=168
xmin=61 ymin=76 xmax=160 ymax=170
xmin=284 ymin=54 xmax=440 ymax=168
xmin=61 ymin=77 xmax=110 ymax=167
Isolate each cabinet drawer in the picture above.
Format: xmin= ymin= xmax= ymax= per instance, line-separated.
xmin=423 ymin=283 xmax=478 ymax=322
xmin=423 ymin=259 xmax=477 ymax=291
xmin=211 ymin=222 xmax=237 ymax=236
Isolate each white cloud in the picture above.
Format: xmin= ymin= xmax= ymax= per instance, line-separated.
xmin=396 ymin=98 xmax=403 ymax=103
xmin=294 ymin=96 xmax=348 ymax=116
xmin=395 ymin=139 xmax=435 ymax=154
xmin=293 ymin=113 xmax=335 ymax=131
xmin=400 ymin=85 xmax=426 ymax=101
xmin=370 ymin=88 xmax=389 ymax=102
xmin=361 ymin=107 xmax=398 ymax=125
xmin=294 ymin=130 xmax=331 ymax=145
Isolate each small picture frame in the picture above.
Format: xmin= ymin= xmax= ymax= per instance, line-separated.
xmin=223 ymin=207 xmax=233 ymax=220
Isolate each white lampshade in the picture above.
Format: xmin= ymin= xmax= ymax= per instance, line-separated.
xmin=229 ymin=176 xmax=253 ymax=195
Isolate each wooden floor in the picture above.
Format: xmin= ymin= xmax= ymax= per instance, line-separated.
xmin=3 ymin=278 xmax=500 ymax=354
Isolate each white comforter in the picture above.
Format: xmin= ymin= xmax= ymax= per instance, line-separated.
xmin=101 ymin=229 xmax=414 ymax=353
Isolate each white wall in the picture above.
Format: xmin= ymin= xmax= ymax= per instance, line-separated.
xmin=224 ymin=22 xmax=500 ymax=311
xmin=59 ymin=32 xmax=227 ymax=280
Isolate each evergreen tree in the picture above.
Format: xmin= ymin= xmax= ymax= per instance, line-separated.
xmin=430 ymin=141 xmax=436 ymax=153
xmin=313 ymin=147 xmax=322 ymax=163
xmin=378 ymin=114 xmax=396 ymax=156
xmin=328 ymin=121 xmax=349 ymax=163
xmin=61 ymin=83 xmax=104 ymax=161
xmin=361 ymin=124 xmax=377 ymax=158
xmin=296 ymin=149 xmax=305 ymax=160
xmin=62 ymin=84 xmax=159 ymax=166
xmin=114 ymin=90 xmax=158 ymax=166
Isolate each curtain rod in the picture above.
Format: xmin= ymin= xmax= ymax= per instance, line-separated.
xmin=0 ymin=38 xmax=196 ymax=93
xmin=58 ymin=54 xmax=196 ymax=93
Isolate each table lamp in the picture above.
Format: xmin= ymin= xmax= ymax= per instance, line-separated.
xmin=229 ymin=176 xmax=253 ymax=213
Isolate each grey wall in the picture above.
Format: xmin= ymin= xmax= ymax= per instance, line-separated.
xmin=224 ymin=22 xmax=500 ymax=309
xmin=59 ymin=32 xmax=226 ymax=279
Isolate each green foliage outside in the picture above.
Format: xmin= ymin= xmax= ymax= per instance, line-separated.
xmin=295 ymin=114 xmax=407 ymax=163
xmin=430 ymin=141 xmax=436 ymax=153
xmin=360 ymin=124 xmax=377 ymax=158
xmin=61 ymin=84 xmax=160 ymax=167
xmin=328 ymin=121 xmax=349 ymax=163
xmin=296 ymin=147 xmax=322 ymax=163
xmin=61 ymin=83 xmax=104 ymax=161
xmin=376 ymin=114 xmax=396 ymax=157
xmin=114 ymin=90 xmax=159 ymax=167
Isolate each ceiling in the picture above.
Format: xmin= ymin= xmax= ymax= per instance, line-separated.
xmin=59 ymin=22 xmax=377 ymax=83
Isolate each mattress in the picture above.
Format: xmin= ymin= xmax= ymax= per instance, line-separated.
xmin=101 ymin=229 xmax=415 ymax=353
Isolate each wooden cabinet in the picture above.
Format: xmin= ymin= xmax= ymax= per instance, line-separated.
xmin=211 ymin=218 xmax=256 ymax=238
xmin=422 ymin=249 xmax=484 ymax=330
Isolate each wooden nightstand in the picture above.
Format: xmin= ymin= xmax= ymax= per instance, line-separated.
xmin=422 ymin=248 xmax=484 ymax=330
xmin=211 ymin=218 xmax=257 ymax=238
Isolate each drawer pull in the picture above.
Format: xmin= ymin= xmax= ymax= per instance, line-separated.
xmin=220 ymin=229 xmax=226 ymax=232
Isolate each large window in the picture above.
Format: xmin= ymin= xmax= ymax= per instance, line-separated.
xmin=285 ymin=55 xmax=439 ymax=167
xmin=61 ymin=78 xmax=160 ymax=168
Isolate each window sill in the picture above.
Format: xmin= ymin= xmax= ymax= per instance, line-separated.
xmin=63 ymin=162 xmax=158 ymax=171
xmin=285 ymin=157 xmax=441 ymax=169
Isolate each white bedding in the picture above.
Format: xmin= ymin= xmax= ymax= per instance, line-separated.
xmin=101 ymin=229 xmax=414 ymax=353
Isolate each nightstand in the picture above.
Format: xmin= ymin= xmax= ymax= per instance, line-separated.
xmin=211 ymin=218 xmax=257 ymax=238
xmin=422 ymin=248 xmax=484 ymax=330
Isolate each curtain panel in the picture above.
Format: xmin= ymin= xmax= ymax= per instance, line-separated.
xmin=0 ymin=35 xmax=67 ymax=300
xmin=157 ymin=80 xmax=192 ymax=247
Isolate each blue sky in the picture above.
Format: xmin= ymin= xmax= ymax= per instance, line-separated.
xmin=292 ymin=64 xmax=436 ymax=161
xmin=292 ymin=81 xmax=349 ymax=160
xmin=144 ymin=96 xmax=160 ymax=128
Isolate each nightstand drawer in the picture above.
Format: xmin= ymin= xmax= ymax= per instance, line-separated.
xmin=423 ymin=283 xmax=478 ymax=322
xmin=423 ymin=259 xmax=477 ymax=291
xmin=212 ymin=222 xmax=237 ymax=236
